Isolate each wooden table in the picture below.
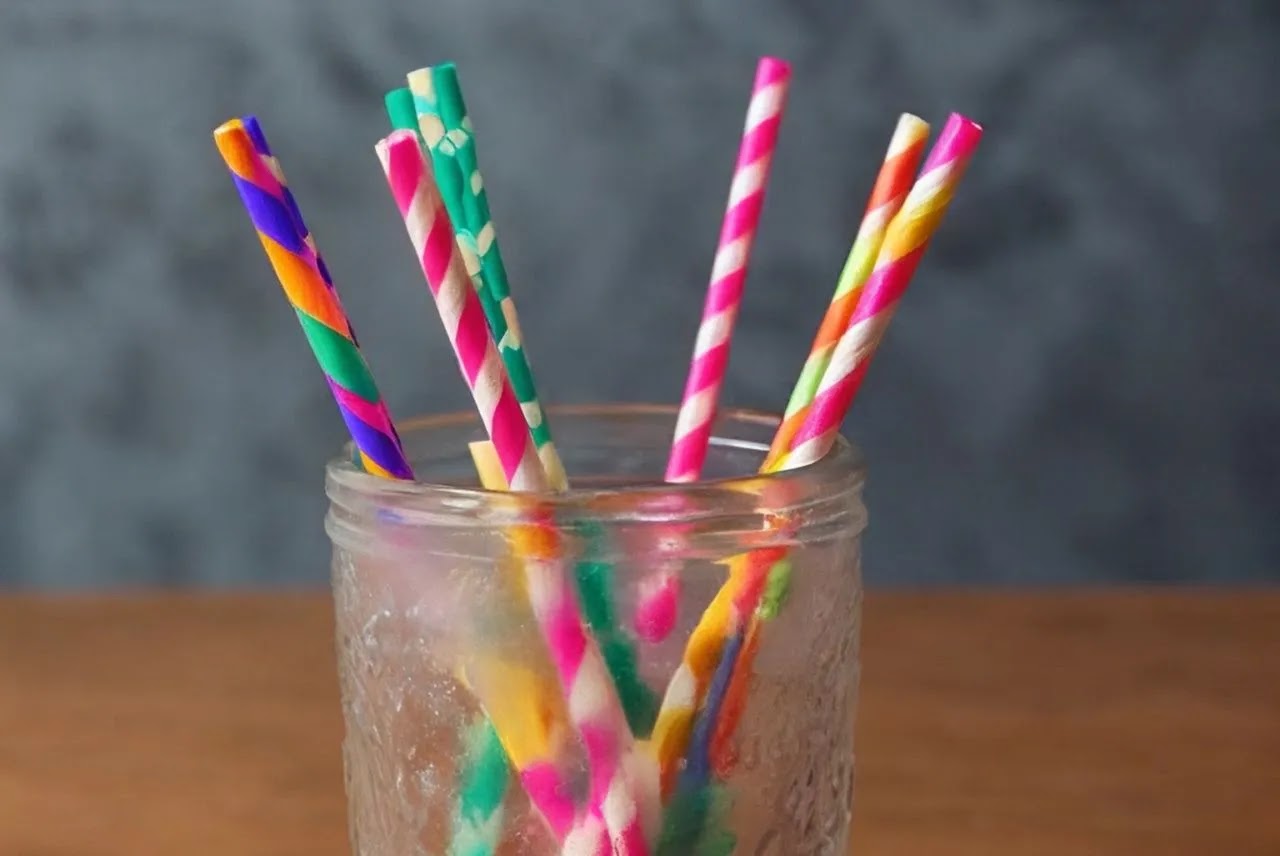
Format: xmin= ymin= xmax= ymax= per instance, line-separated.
xmin=2 ymin=592 xmax=1278 ymax=855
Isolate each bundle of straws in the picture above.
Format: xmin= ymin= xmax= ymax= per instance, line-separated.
xmin=216 ymin=56 xmax=981 ymax=856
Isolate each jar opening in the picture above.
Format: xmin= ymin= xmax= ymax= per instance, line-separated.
xmin=325 ymin=404 xmax=866 ymax=541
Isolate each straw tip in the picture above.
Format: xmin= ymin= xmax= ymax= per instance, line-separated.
xmin=898 ymin=113 xmax=930 ymax=133
xmin=890 ymin=113 xmax=932 ymax=150
xmin=945 ymin=112 xmax=984 ymax=138
xmin=386 ymin=128 xmax=419 ymax=148
xmin=212 ymin=117 xmax=244 ymax=140
xmin=941 ymin=113 xmax=984 ymax=154
xmin=757 ymin=56 xmax=792 ymax=82
xmin=212 ymin=118 xmax=251 ymax=160
xmin=376 ymin=129 xmax=420 ymax=170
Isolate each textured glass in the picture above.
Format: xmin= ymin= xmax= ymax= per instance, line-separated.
xmin=326 ymin=405 xmax=866 ymax=855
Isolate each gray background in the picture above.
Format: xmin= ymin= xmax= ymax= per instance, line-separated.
xmin=0 ymin=0 xmax=1276 ymax=588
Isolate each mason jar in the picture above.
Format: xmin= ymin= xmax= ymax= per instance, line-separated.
xmin=326 ymin=405 xmax=866 ymax=856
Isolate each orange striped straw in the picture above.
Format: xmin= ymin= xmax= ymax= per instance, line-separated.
xmin=648 ymin=114 xmax=982 ymax=794
xmin=762 ymin=113 xmax=929 ymax=470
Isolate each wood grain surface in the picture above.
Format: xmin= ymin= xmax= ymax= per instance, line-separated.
xmin=2 ymin=592 xmax=1277 ymax=854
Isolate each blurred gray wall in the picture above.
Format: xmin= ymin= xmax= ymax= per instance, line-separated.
xmin=0 ymin=0 xmax=1276 ymax=587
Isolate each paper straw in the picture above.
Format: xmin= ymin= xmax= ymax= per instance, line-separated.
xmin=213 ymin=119 xmax=411 ymax=480
xmin=410 ymin=63 xmax=568 ymax=487
xmin=575 ymin=521 xmax=661 ymax=734
xmin=410 ymin=63 xmax=659 ymax=724
xmin=450 ymin=719 xmax=510 ymax=856
xmin=690 ymin=115 xmax=935 ymax=777
xmin=416 ymin=62 xmax=659 ymax=740
xmin=645 ymin=115 xmax=983 ymax=803
xmin=776 ymin=113 xmax=983 ymax=470
xmin=665 ymin=56 xmax=791 ymax=484
xmin=384 ymin=87 xmax=420 ymax=134
xmin=220 ymin=117 xmax=556 ymax=853
xmin=690 ymin=114 xmax=985 ymax=792
xmin=645 ymin=547 xmax=781 ymax=795
xmin=376 ymin=132 xmax=543 ymax=490
xmin=762 ymin=113 xmax=930 ymax=470
xmin=633 ymin=57 xmax=793 ymax=649
xmin=378 ymin=131 xmax=649 ymax=854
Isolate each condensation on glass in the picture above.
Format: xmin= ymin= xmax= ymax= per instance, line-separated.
xmin=326 ymin=405 xmax=866 ymax=855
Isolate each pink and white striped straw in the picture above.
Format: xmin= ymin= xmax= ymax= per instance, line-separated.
xmin=378 ymin=134 xmax=545 ymax=493
xmin=633 ymin=57 xmax=792 ymax=645
xmin=665 ymin=56 xmax=791 ymax=483
xmin=377 ymin=130 xmax=651 ymax=856
xmin=778 ymin=114 xmax=984 ymax=470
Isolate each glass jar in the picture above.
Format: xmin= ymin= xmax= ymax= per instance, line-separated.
xmin=326 ymin=404 xmax=866 ymax=855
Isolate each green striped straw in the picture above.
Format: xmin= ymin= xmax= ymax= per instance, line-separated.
xmin=657 ymin=784 xmax=737 ymax=856
xmin=449 ymin=718 xmax=511 ymax=856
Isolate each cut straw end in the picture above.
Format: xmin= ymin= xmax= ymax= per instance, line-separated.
xmin=865 ymin=114 xmax=930 ymax=209
xmin=428 ymin=62 xmax=470 ymax=132
xmin=922 ymin=113 xmax=984 ymax=171
xmin=384 ymin=87 xmax=419 ymax=133
xmin=754 ymin=55 xmax=792 ymax=87
xmin=212 ymin=119 xmax=258 ymax=177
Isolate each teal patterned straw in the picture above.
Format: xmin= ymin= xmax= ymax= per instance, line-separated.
xmin=404 ymin=64 xmax=659 ymax=735
xmin=405 ymin=63 xmax=566 ymax=488
xmin=384 ymin=87 xmax=419 ymax=135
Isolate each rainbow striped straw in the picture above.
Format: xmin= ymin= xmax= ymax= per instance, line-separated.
xmin=682 ymin=114 xmax=933 ymax=782
xmin=685 ymin=113 xmax=984 ymax=791
xmin=762 ymin=112 xmax=930 ymax=469
xmin=378 ymin=129 xmax=653 ymax=855
xmin=218 ymin=117 xmax=573 ymax=856
xmin=776 ymin=114 xmax=984 ymax=469
xmin=213 ymin=119 xmax=411 ymax=481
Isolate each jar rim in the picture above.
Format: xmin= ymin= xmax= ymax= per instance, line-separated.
xmin=326 ymin=403 xmax=865 ymax=507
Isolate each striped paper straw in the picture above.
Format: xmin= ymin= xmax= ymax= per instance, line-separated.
xmin=221 ymin=118 xmax=550 ymax=854
xmin=762 ymin=113 xmax=930 ymax=470
xmin=665 ymin=56 xmax=791 ymax=483
xmin=689 ymin=114 xmax=984 ymax=792
xmin=450 ymin=719 xmax=510 ymax=856
xmin=408 ymin=64 xmax=567 ymax=489
xmin=416 ymin=62 xmax=661 ymax=796
xmin=376 ymin=131 xmax=544 ymax=491
xmin=238 ymin=117 xmax=338 ymax=293
xmin=644 ymin=547 xmax=781 ymax=795
xmin=650 ymin=113 xmax=982 ymax=797
xmin=686 ymin=115 xmax=932 ymax=780
xmin=213 ymin=119 xmax=411 ymax=480
xmin=377 ymin=131 xmax=649 ymax=855
xmin=776 ymin=113 xmax=984 ymax=470
xmin=634 ymin=58 xmax=792 ymax=647
xmin=415 ymin=65 xmax=656 ymax=731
